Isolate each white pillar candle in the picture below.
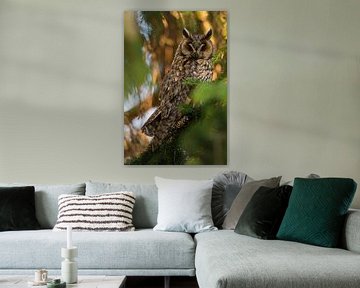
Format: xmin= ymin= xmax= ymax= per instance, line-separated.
xmin=67 ymin=225 xmax=72 ymax=249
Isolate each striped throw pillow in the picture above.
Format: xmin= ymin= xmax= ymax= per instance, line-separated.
xmin=53 ymin=192 xmax=136 ymax=231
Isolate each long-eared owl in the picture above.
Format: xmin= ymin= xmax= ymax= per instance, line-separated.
xmin=142 ymin=28 xmax=214 ymax=151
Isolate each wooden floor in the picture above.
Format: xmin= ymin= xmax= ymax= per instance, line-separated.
xmin=126 ymin=276 xmax=199 ymax=288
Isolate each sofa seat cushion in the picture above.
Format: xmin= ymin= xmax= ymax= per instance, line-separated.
xmin=195 ymin=230 xmax=360 ymax=288
xmin=0 ymin=229 xmax=195 ymax=270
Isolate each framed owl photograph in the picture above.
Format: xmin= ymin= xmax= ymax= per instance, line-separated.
xmin=124 ymin=11 xmax=227 ymax=165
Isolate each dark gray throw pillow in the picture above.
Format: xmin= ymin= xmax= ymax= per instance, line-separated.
xmin=223 ymin=176 xmax=281 ymax=230
xmin=212 ymin=171 xmax=249 ymax=228
xmin=0 ymin=183 xmax=86 ymax=228
xmin=0 ymin=186 xmax=41 ymax=231
xmin=234 ymin=185 xmax=292 ymax=239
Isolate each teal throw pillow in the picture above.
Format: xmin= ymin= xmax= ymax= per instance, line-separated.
xmin=277 ymin=177 xmax=357 ymax=247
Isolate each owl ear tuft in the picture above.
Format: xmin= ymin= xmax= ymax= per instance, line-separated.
xmin=183 ymin=28 xmax=191 ymax=39
xmin=204 ymin=29 xmax=212 ymax=40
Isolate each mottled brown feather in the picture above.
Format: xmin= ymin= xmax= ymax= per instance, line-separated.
xmin=142 ymin=28 xmax=214 ymax=151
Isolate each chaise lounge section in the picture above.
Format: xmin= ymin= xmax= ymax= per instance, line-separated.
xmin=195 ymin=213 xmax=360 ymax=288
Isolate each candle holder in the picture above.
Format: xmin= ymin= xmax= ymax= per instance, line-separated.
xmin=61 ymin=247 xmax=78 ymax=284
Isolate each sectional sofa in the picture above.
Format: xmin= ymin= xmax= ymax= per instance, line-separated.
xmin=0 ymin=180 xmax=359 ymax=288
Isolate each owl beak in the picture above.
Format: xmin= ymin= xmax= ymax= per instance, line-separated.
xmin=191 ymin=52 xmax=199 ymax=59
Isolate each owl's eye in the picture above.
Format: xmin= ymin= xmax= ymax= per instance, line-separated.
xmin=200 ymin=44 xmax=207 ymax=52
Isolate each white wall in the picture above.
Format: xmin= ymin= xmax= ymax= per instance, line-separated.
xmin=0 ymin=0 xmax=359 ymax=207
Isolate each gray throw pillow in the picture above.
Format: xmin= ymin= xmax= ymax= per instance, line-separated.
xmin=212 ymin=171 xmax=250 ymax=228
xmin=222 ymin=176 xmax=281 ymax=230
xmin=153 ymin=177 xmax=217 ymax=233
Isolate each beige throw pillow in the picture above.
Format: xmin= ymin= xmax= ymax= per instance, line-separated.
xmin=222 ymin=176 xmax=281 ymax=230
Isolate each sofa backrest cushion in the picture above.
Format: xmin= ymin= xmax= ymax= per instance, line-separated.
xmin=86 ymin=181 xmax=158 ymax=229
xmin=0 ymin=183 xmax=86 ymax=229
xmin=0 ymin=186 xmax=41 ymax=231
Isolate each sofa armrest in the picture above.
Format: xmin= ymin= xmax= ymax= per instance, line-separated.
xmin=342 ymin=209 xmax=360 ymax=253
